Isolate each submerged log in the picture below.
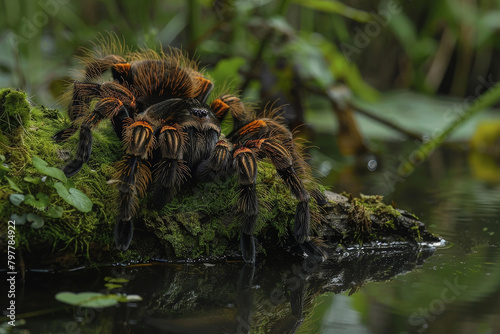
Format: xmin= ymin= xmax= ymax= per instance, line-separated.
xmin=0 ymin=88 xmax=441 ymax=270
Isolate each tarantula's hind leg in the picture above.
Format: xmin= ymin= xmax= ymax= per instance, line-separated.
xmin=234 ymin=148 xmax=259 ymax=263
xmin=248 ymin=139 xmax=326 ymax=262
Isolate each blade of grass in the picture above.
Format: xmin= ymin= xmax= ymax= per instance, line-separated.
xmin=400 ymin=81 xmax=500 ymax=175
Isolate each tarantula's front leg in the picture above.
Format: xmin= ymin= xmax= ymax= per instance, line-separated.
xmin=210 ymin=95 xmax=252 ymax=129
xmin=53 ymin=82 xmax=102 ymax=142
xmin=150 ymin=125 xmax=190 ymax=209
xmin=197 ymin=139 xmax=233 ymax=182
xmin=62 ymin=82 xmax=136 ymax=177
xmin=114 ymin=117 xmax=154 ymax=251
xmin=247 ymin=139 xmax=326 ymax=262
xmin=234 ymin=148 xmax=259 ymax=263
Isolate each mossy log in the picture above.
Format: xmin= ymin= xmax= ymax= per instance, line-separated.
xmin=0 ymin=88 xmax=441 ymax=270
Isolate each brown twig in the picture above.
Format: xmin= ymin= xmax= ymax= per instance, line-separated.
xmin=306 ymin=85 xmax=423 ymax=141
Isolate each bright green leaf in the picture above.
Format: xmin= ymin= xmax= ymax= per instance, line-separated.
xmin=125 ymin=295 xmax=143 ymax=302
xmin=24 ymin=192 xmax=50 ymax=210
xmin=46 ymin=205 xmax=64 ymax=219
xmin=293 ymin=0 xmax=372 ymax=22
xmin=107 ymin=278 xmax=130 ymax=283
xmin=105 ymin=283 xmax=123 ymax=290
xmin=54 ymin=182 xmax=93 ymax=212
xmin=206 ymin=57 xmax=246 ymax=89
xmin=32 ymin=156 xmax=67 ymax=184
xmin=9 ymin=193 xmax=25 ymax=206
xmin=5 ymin=176 xmax=23 ymax=193
xmin=55 ymin=292 xmax=118 ymax=309
xmin=24 ymin=176 xmax=41 ymax=184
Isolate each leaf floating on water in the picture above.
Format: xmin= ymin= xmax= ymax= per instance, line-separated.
xmin=55 ymin=292 xmax=142 ymax=308
xmin=55 ymin=292 xmax=119 ymax=309
xmin=106 ymin=278 xmax=130 ymax=284
xmin=125 ymin=295 xmax=143 ymax=302
xmin=105 ymin=283 xmax=123 ymax=290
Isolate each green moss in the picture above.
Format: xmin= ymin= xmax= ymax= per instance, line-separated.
xmin=139 ymin=159 xmax=302 ymax=259
xmin=0 ymin=89 xmax=122 ymax=265
xmin=0 ymin=88 xmax=31 ymax=133
xmin=341 ymin=192 xmax=406 ymax=244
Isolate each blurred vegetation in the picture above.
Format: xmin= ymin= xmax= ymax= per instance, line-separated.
xmin=0 ymin=0 xmax=499 ymax=100
xmin=1 ymin=0 xmax=500 ymax=181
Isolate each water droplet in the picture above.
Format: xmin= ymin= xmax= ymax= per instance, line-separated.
xmin=367 ymin=159 xmax=377 ymax=171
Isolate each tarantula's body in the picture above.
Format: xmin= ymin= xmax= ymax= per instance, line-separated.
xmin=55 ymin=44 xmax=326 ymax=263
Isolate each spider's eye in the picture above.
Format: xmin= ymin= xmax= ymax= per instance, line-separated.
xmin=192 ymin=108 xmax=208 ymax=118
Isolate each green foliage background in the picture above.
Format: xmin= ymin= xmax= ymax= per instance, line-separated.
xmin=1 ymin=0 xmax=498 ymax=106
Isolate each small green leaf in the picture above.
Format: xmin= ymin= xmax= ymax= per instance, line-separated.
xmin=5 ymin=176 xmax=23 ymax=193
xmin=55 ymin=292 xmax=119 ymax=309
xmin=24 ymin=176 xmax=41 ymax=184
xmin=205 ymin=57 xmax=246 ymax=89
xmin=125 ymin=295 xmax=143 ymax=302
xmin=54 ymin=182 xmax=93 ymax=212
xmin=46 ymin=205 xmax=64 ymax=218
xmin=9 ymin=193 xmax=25 ymax=206
xmin=293 ymin=0 xmax=372 ymax=22
xmin=105 ymin=283 xmax=123 ymax=290
xmin=0 ymin=154 xmax=5 ymax=162
xmin=107 ymin=278 xmax=130 ymax=284
xmin=27 ymin=212 xmax=44 ymax=229
xmin=10 ymin=213 xmax=27 ymax=225
xmin=24 ymin=192 xmax=50 ymax=210
xmin=32 ymin=156 xmax=67 ymax=184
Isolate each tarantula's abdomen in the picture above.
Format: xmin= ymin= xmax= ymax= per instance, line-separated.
xmin=130 ymin=59 xmax=204 ymax=102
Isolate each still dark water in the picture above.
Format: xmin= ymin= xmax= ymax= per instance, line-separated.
xmin=4 ymin=144 xmax=500 ymax=334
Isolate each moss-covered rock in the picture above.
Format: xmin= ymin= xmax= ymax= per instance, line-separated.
xmin=0 ymin=88 xmax=441 ymax=269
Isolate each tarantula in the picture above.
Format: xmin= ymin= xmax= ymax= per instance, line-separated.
xmin=55 ymin=44 xmax=326 ymax=263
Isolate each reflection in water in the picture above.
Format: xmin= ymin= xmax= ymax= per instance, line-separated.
xmin=12 ymin=246 xmax=436 ymax=333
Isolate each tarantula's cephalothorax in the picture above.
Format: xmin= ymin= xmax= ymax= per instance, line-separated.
xmin=55 ymin=44 xmax=327 ymax=263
